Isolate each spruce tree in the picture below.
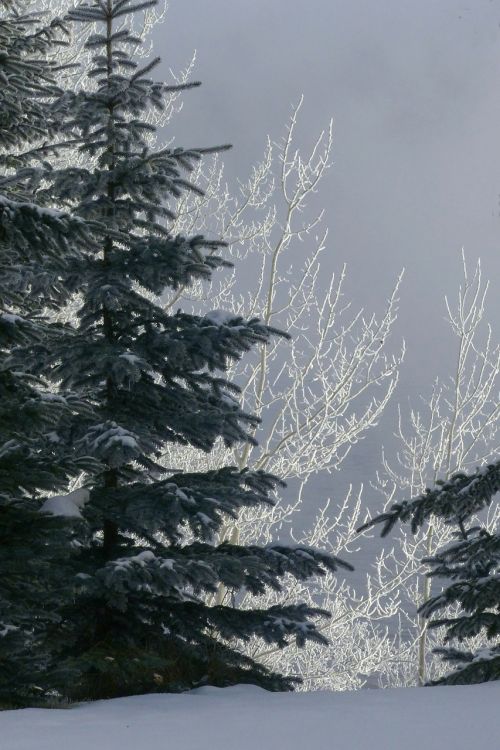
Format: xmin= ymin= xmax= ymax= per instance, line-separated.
xmin=359 ymin=461 xmax=500 ymax=685
xmin=39 ymin=0 xmax=353 ymax=699
xmin=0 ymin=2 xmax=95 ymax=705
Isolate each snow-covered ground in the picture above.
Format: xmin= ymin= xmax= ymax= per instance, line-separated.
xmin=2 ymin=682 xmax=499 ymax=750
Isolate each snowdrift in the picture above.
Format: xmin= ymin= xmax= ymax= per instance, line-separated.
xmin=2 ymin=682 xmax=499 ymax=750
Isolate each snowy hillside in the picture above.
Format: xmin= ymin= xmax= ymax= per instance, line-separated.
xmin=2 ymin=683 xmax=499 ymax=750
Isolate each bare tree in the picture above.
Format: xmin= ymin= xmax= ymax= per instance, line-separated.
xmin=163 ymin=97 xmax=403 ymax=487
xmin=159 ymin=100 xmax=407 ymax=688
xmin=372 ymin=252 xmax=500 ymax=685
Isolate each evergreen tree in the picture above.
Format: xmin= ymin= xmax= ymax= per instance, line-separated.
xmin=0 ymin=2 xmax=95 ymax=705
xmin=38 ymin=0 xmax=353 ymax=699
xmin=359 ymin=461 xmax=500 ymax=685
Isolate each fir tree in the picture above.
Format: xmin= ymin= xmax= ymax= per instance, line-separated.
xmin=39 ymin=0 xmax=353 ymax=699
xmin=0 ymin=2 xmax=95 ymax=705
xmin=359 ymin=461 xmax=500 ymax=685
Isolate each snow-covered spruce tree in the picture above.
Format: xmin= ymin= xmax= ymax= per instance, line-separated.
xmin=360 ymin=461 xmax=500 ymax=685
xmin=55 ymin=41 xmax=405 ymax=687
xmin=42 ymin=0 xmax=352 ymax=699
xmin=0 ymin=2 xmax=95 ymax=706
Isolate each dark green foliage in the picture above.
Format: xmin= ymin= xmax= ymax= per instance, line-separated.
xmin=421 ymin=522 xmax=500 ymax=684
xmin=359 ymin=461 xmax=500 ymax=685
xmin=37 ymin=0 xmax=352 ymax=698
xmin=0 ymin=2 xmax=95 ymax=706
xmin=0 ymin=4 xmax=68 ymax=156
xmin=358 ymin=462 xmax=500 ymax=538
xmin=0 ymin=499 xmax=83 ymax=707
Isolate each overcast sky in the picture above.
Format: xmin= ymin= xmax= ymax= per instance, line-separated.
xmin=156 ymin=0 xmax=500 ymax=498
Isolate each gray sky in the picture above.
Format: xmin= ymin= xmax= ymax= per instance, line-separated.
xmin=157 ymin=0 xmax=500 ymax=497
